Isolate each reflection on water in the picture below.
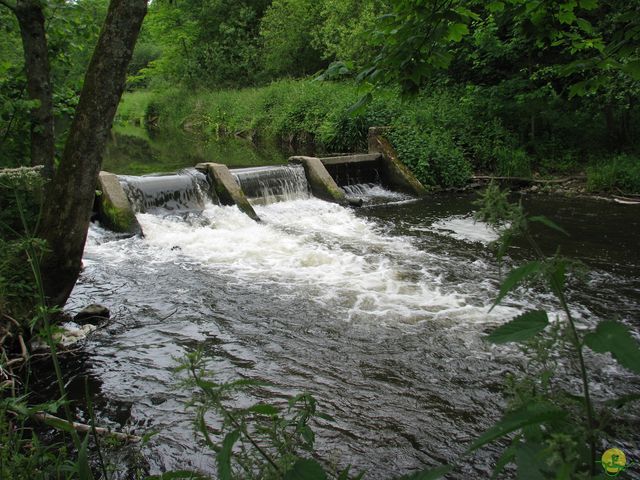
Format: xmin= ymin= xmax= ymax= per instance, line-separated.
xmin=66 ymin=189 xmax=640 ymax=478
xmin=103 ymin=125 xmax=288 ymax=175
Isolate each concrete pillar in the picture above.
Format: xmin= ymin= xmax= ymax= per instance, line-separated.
xmin=289 ymin=156 xmax=346 ymax=204
xmin=97 ymin=171 xmax=142 ymax=235
xmin=196 ymin=162 xmax=260 ymax=222
xmin=368 ymin=127 xmax=428 ymax=197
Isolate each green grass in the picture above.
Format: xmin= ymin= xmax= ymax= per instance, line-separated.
xmin=586 ymin=154 xmax=640 ymax=194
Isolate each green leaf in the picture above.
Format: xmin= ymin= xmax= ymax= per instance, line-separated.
xmin=557 ymin=10 xmax=577 ymax=25
xmin=568 ymin=80 xmax=587 ymax=98
xmin=453 ymin=6 xmax=480 ymax=20
xmin=579 ymin=0 xmax=598 ymax=10
xmin=515 ymin=442 xmax=547 ymax=480
xmin=78 ymin=434 xmax=93 ymax=480
xmin=217 ymin=430 xmax=240 ymax=480
xmin=622 ymin=60 xmax=640 ymax=80
xmin=491 ymin=442 xmax=518 ymax=479
xmin=248 ymin=403 xmax=279 ymax=416
xmin=398 ymin=464 xmax=453 ymax=480
xmin=576 ymin=18 xmax=593 ymax=33
xmin=487 ymin=311 xmax=549 ymax=344
xmin=347 ymin=92 xmax=372 ymax=116
xmin=468 ymin=404 xmax=566 ymax=452
xmin=300 ymin=425 xmax=315 ymax=445
xmin=584 ymin=321 xmax=640 ymax=373
xmin=446 ymin=23 xmax=469 ymax=42
xmin=490 ymin=261 xmax=542 ymax=311
xmin=487 ymin=2 xmax=505 ymax=12
xmin=316 ymin=412 xmax=335 ymax=422
xmin=283 ymin=459 xmax=328 ymax=480
xmin=528 ymin=216 xmax=569 ymax=236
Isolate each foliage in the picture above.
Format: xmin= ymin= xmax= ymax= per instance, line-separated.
xmin=259 ymin=0 xmax=326 ymax=78
xmin=361 ymin=0 xmax=640 ymax=98
xmin=176 ymin=349 xmax=359 ymax=480
xmin=138 ymin=0 xmax=270 ymax=89
xmin=0 ymin=0 xmax=108 ymax=169
xmin=586 ymin=153 xmax=640 ymax=194
xmin=0 ymin=168 xmax=46 ymax=327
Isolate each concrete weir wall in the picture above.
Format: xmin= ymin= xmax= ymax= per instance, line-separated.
xmin=289 ymin=156 xmax=346 ymax=204
xmin=195 ymin=162 xmax=260 ymax=221
xmin=97 ymin=171 xmax=142 ymax=236
xmin=368 ymin=127 xmax=428 ymax=197
xmin=92 ymin=127 xmax=425 ymax=233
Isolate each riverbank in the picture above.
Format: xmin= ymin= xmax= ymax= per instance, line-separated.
xmin=115 ymin=79 xmax=640 ymax=195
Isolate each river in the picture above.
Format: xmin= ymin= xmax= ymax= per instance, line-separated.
xmin=57 ymin=132 xmax=640 ymax=478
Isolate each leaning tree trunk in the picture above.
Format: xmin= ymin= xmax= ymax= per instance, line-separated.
xmin=15 ymin=0 xmax=54 ymax=177
xmin=39 ymin=0 xmax=147 ymax=307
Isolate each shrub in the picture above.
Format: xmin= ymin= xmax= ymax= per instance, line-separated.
xmin=389 ymin=126 xmax=471 ymax=188
xmin=494 ymin=147 xmax=532 ymax=178
xmin=586 ymin=154 xmax=640 ymax=194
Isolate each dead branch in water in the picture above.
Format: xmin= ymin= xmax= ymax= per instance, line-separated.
xmin=31 ymin=411 xmax=142 ymax=443
xmin=471 ymin=175 xmax=584 ymax=184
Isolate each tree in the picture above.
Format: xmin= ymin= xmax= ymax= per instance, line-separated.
xmin=0 ymin=0 xmax=147 ymax=307
xmin=3 ymin=0 xmax=55 ymax=175
xmin=361 ymin=0 xmax=640 ymax=96
xmin=142 ymin=0 xmax=270 ymax=88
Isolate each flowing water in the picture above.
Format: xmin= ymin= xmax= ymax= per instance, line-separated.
xmin=63 ymin=167 xmax=640 ymax=478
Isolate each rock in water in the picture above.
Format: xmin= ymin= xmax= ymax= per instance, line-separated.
xmin=74 ymin=304 xmax=110 ymax=324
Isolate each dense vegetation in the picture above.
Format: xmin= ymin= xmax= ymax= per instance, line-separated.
xmin=110 ymin=0 xmax=640 ymax=192
xmin=2 ymin=0 xmax=640 ymax=192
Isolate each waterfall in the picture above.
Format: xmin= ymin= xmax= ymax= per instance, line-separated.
xmin=119 ymin=169 xmax=212 ymax=213
xmin=231 ymin=164 xmax=310 ymax=204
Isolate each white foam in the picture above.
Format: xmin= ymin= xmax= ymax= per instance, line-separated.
xmin=85 ymin=200 xmax=527 ymax=325
xmin=428 ymin=214 xmax=499 ymax=244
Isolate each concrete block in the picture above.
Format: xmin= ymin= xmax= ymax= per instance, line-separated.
xmin=97 ymin=171 xmax=142 ymax=235
xmin=368 ymin=127 xmax=428 ymax=197
xmin=289 ymin=156 xmax=346 ymax=204
xmin=196 ymin=162 xmax=260 ymax=222
xmin=319 ymin=153 xmax=382 ymax=165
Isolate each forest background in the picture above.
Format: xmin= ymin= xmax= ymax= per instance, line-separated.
xmin=1 ymin=0 xmax=639 ymax=193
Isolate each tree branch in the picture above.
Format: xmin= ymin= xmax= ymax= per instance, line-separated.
xmin=32 ymin=411 xmax=142 ymax=443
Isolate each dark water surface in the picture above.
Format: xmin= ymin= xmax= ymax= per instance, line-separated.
xmin=103 ymin=126 xmax=287 ymax=175
xmin=62 ymin=184 xmax=640 ymax=478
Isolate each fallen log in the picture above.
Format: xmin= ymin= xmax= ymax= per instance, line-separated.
xmin=32 ymin=411 xmax=141 ymax=443
xmin=471 ymin=175 xmax=584 ymax=184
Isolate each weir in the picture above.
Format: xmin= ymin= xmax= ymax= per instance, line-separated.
xmin=231 ymin=164 xmax=310 ymax=204
xmin=94 ymin=127 xmax=428 ymax=232
xmin=119 ymin=169 xmax=211 ymax=213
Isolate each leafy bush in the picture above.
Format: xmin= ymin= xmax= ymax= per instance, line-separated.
xmin=0 ymin=168 xmax=46 ymax=327
xmin=494 ymin=147 xmax=531 ymax=178
xmin=586 ymin=154 xmax=640 ymax=194
xmin=388 ymin=126 xmax=472 ymax=188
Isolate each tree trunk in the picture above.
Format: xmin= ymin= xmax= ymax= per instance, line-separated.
xmin=39 ymin=0 xmax=147 ymax=307
xmin=15 ymin=0 xmax=54 ymax=177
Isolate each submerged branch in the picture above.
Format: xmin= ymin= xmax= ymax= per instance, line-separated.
xmin=32 ymin=411 xmax=142 ymax=443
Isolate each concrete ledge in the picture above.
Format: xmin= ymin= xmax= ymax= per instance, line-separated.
xmin=196 ymin=162 xmax=260 ymax=221
xmin=97 ymin=172 xmax=142 ymax=236
xmin=319 ymin=153 xmax=382 ymax=165
xmin=368 ymin=127 xmax=428 ymax=197
xmin=289 ymin=156 xmax=346 ymax=204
